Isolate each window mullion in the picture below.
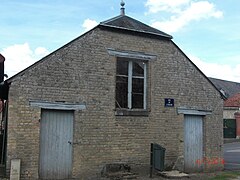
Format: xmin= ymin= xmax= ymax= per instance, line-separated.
xmin=128 ymin=61 xmax=133 ymax=109
xmin=143 ymin=63 xmax=147 ymax=109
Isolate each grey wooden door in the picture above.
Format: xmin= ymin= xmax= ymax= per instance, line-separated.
xmin=39 ymin=109 xmax=73 ymax=179
xmin=184 ymin=115 xmax=203 ymax=172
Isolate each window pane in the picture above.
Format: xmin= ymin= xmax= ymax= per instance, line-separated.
xmin=132 ymin=94 xmax=143 ymax=109
xmin=117 ymin=60 xmax=128 ymax=75
xmin=116 ymin=76 xmax=128 ymax=108
xmin=132 ymin=78 xmax=143 ymax=93
xmin=132 ymin=78 xmax=144 ymax=109
xmin=133 ymin=61 xmax=144 ymax=77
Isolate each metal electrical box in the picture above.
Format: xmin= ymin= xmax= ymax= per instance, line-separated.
xmin=150 ymin=143 xmax=166 ymax=177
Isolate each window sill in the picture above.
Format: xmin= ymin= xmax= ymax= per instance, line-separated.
xmin=115 ymin=109 xmax=149 ymax=116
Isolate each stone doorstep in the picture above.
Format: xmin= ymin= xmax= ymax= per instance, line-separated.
xmin=158 ymin=170 xmax=189 ymax=179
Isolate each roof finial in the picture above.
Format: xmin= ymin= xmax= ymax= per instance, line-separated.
xmin=120 ymin=0 xmax=125 ymax=15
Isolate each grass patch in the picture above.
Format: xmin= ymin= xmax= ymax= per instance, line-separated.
xmin=209 ymin=171 xmax=240 ymax=180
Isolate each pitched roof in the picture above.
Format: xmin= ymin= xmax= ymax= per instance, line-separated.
xmin=209 ymin=77 xmax=240 ymax=98
xmin=224 ymin=93 xmax=240 ymax=107
xmin=100 ymin=15 xmax=173 ymax=39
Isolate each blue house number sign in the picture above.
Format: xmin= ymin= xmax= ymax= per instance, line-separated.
xmin=165 ymin=98 xmax=174 ymax=107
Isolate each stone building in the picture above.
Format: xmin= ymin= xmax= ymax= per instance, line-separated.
xmin=2 ymin=5 xmax=224 ymax=179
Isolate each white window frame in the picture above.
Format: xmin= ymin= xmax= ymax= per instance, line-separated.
xmin=108 ymin=48 xmax=157 ymax=112
xmin=118 ymin=59 xmax=147 ymax=110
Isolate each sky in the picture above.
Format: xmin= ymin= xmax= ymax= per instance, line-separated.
xmin=0 ymin=0 xmax=240 ymax=82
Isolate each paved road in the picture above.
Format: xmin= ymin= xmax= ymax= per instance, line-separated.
xmin=224 ymin=142 xmax=240 ymax=170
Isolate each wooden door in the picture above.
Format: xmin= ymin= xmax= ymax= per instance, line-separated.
xmin=184 ymin=115 xmax=203 ymax=172
xmin=39 ymin=109 xmax=73 ymax=179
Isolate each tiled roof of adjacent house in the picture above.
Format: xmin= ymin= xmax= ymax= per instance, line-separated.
xmin=99 ymin=15 xmax=173 ymax=39
xmin=224 ymin=93 xmax=240 ymax=107
xmin=209 ymin=77 xmax=240 ymax=98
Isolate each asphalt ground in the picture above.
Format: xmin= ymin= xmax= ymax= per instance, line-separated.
xmin=224 ymin=142 xmax=240 ymax=170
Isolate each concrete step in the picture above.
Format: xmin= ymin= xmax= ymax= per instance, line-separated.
xmin=157 ymin=170 xmax=189 ymax=179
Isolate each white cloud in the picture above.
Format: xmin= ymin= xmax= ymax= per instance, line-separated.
xmin=82 ymin=19 xmax=98 ymax=32
xmin=1 ymin=43 xmax=49 ymax=78
xmin=189 ymin=54 xmax=240 ymax=82
xmin=35 ymin=47 xmax=49 ymax=56
xmin=145 ymin=0 xmax=191 ymax=13
xmin=146 ymin=0 xmax=223 ymax=33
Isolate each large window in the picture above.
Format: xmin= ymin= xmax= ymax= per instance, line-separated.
xmin=115 ymin=58 xmax=147 ymax=110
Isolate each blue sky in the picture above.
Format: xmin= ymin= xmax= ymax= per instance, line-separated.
xmin=0 ymin=0 xmax=240 ymax=82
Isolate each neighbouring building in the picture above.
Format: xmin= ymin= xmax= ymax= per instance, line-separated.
xmin=223 ymin=93 xmax=240 ymax=138
xmin=209 ymin=77 xmax=240 ymax=139
xmin=1 ymin=4 xmax=224 ymax=179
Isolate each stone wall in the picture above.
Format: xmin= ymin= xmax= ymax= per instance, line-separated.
xmin=6 ymin=27 xmax=223 ymax=179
